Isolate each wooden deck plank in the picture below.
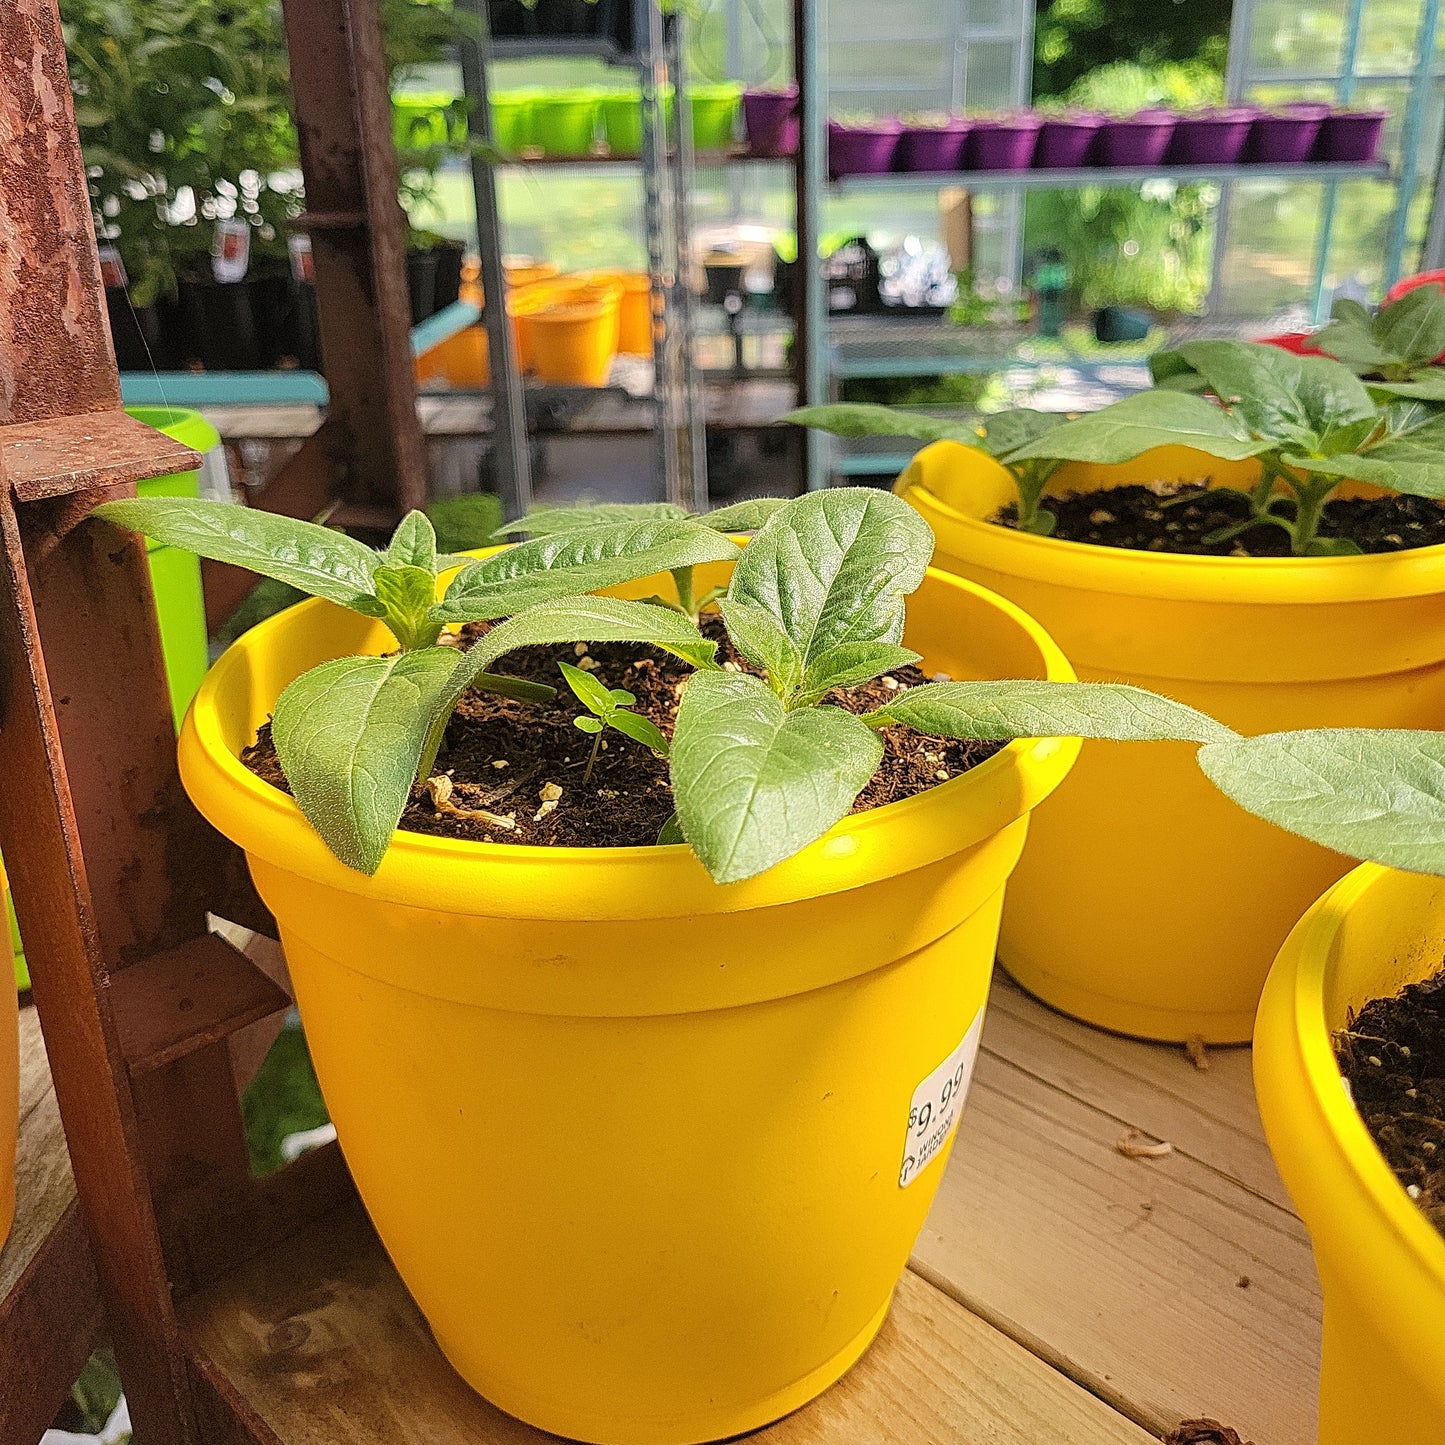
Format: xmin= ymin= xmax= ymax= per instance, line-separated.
xmin=182 ymin=1203 xmax=1156 ymax=1445
xmin=985 ymin=976 xmax=1289 ymax=1209
xmin=912 ymin=976 xmax=1321 ymax=1444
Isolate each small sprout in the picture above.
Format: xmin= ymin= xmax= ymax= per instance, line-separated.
xmin=559 ymin=659 xmax=670 ymax=785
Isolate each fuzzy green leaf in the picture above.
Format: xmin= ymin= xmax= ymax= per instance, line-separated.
xmin=92 ymin=497 xmax=381 ymax=611
xmin=727 ymin=489 xmax=933 ymax=672
xmin=781 ymin=403 xmax=985 ymax=447
xmin=372 ymin=565 xmax=443 ymax=650
xmin=701 ymin=498 xmax=791 ymax=532
xmin=492 ymin=502 xmax=688 ymax=537
xmin=657 ymin=813 xmax=685 ymax=845
xmin=384 ymin=510 xmax=439 ymax=571
xmin=717 ymin=598 xmax=803 ymax=695
xmin=1009 ymin=390 xmax=1267 ymax=466
xmin=1356 ymin=406 xmax=1445 ymax=498
xmin=797 ymin=642 xmax=921 ymax=706
xmin=671 ymin=671 xmax=883 ymax=883
xmin=271 ymin=648 xmax=466 ymax=874
xmin=1369 ymin=369 xmax=1445 ymax=402
xmin=434 ymin=521 xmax=742 ymax=622
xmin=1376 ymin=286 xmax=1445 ymax=370
xmin=867 ymin=681 xmax=1235 ymax=745
xmin=977 ymin=408 xmax=1067 ymax=459
xmin=1198 ymin=728 xmax=1445 ymax=875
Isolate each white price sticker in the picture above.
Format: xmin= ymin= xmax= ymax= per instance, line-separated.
xmin=899 ymin=1009 xmax=984 ymax=1188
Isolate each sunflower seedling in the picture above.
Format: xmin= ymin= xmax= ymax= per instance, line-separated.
xmin=558 ymin=659 xmax=669 ymax=783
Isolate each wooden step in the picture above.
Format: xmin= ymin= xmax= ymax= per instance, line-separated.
xmin=0 ymin=1004 xmax=102 ymax=1444
xmin=4 ymin=411 xmax=200 ymax=503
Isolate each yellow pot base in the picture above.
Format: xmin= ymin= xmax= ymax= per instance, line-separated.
xmin=433 ymin=1292 xmax=894 ymax=1445
xmin=1000 ymin=958 xmax=1256 ymax=1045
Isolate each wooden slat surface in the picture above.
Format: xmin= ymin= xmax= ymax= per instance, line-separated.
xmin=180 ymin=971 xmax=1321 ymax=1443
xmin=1 ymin=1005 xmax=77 ymax=1300
xmin=913 ymin=975 xmax=1320 ymax=1443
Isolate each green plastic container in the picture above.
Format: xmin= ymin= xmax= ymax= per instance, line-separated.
xmin=690 ymin=82 xmax=743 ymax=151
xmin=491 ymin=90 xmax=537 ymax=155
xmin=7 ymin=406 xmax=216 ymax=989
xmin=392 ymin=91 xmax=456 ymax=153
xmin=532 ymin=89 xmax=601 ymax=157
xmin=599 ymin=86 xmax=674 ymax=157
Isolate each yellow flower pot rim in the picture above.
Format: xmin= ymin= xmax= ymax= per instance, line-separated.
xmin=1276 ymin=861 xmax=1445 ymax=1285
xmin=179 ymin=561 xmax=1078 ymax=921
xmin=899 ymin=444 xmax=1445 ymax=605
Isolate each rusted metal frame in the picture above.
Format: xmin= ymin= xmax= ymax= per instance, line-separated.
xmin=0 ymin=487 xmax=198 ymax=1443
xmin=281 ymin=0 xmax=427 ymax=522
xmin=0 ymin=0 xmax=120 ymax=423
xmin=0 ymin=1200 xmax=103 ymax=1445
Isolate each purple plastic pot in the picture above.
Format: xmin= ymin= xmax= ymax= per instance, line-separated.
xmin=896 ymin=119 xmax=971 ymax=173
xmin=1033 ymin=113 xmax=1103 ymax=169
xmin=1312 ymin=109 xmax=1388 ymax=164
xmin=1094 ymin=110 xmax=1178 ymax=168
xmin=743 ymin=87 xmax=799 ymax=158
xmin=1245 ymin=104 xmax=1330 ymax=164
xmin=965 ymin=116 xmax=1041 ymax=172
xmin=828 ymin=118 xmax=903 ymax=177
xmin=1165 ymin=107 xmax=1257 ymax=165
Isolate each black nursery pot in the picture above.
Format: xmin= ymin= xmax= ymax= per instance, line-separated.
xmin=104 ymin=286 xmax=181 ymax=371
xmin=433 ymin=242 xmax=466 ymax=312
xmin=407 ymin=248 xmax=441 ymax=325
xmin=246 ymin=264 xmax=309 ymax=369
xmin=178 ymin=275 xmax=264 ymax=370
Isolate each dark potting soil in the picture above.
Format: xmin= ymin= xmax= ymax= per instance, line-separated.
xmin=994 ymin=484 xmax=1445 ymax=556
xmin=1335 ymin=966 xmax=1445 ymax=1236
xmin=243 ymin=615 xmax=1001 ymax=849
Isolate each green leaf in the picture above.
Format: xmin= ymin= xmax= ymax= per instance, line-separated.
xmin=1369 ymin=369 xmax=1445 ymax=402
xmin=1009 ymin=391 xmax=1267 ymax=466
xmin=1173 ymin=341 xmax=1376 ymax=451
xmin=797 ymin=641 xmax=921 ymax=706
xmin=657 ymin=812 xmax=685 ymax=845
xmin=574 ymin=715 xmax=604 ymax=734
xmin=717 ymin=598 xmax=803 ymax=696
xmin=977 ymin=408 xmax=1067 ymax=459
xmin=1197 ymin=728 xmax=1445 ymax=875
xmin=780 ymin=403 xmax=985 ymax=448
xmin=271 ymin=648 xmax=466 ymax=875
xmin=492 ymin=502 xmax=688 ymax=537
xmin=671 ymin=671 xmax=883 ymax=883
xmin=1376 ymin=286 xmax=1445 ymax=370
xmin=434 ymin=521 xmax=742 ymax=622
xmin=1365 ymin=406 xmax=1445 ymax=498
xmin=385 ymin=510 xmax=438 ymax=571
xmin=727 ymin=489 xmax=934 ymax=672
xmin=372 ymin=565 xmax=443 ymax=650
xmin=701 ymin=498 xmax=790 ymax=532
xmin=609 ymin=708 xmax=670 ymax=756
xmin=558 ymin=658 xmax=617 ymax=717
xmin=866 ymin=681 xmax=1235 ymax=745
xmin=92 ymin=498 xmax=381 ymax=611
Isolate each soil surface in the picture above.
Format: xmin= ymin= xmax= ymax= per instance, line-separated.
xmin=1335 ymin=966 xmax=1445 ymax=1236
xmin=994 ymin=484 xmax=1445 ymax=555
xmin=243 ymin=615 xmax=1001 ymax=849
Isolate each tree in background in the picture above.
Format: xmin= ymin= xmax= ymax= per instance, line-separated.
xmin=1034 ymin=0 xmax=1233 ymax=98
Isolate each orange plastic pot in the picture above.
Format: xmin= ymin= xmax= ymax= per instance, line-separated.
xmin=1 ymin=861 xmax=17 ymax=1252
xmin=510 ymin=277 xmax=623 ymax=385
xmin=584 ymin=271 xmax=654 ymax=354
xmin=897 ymin=440 xmax=1445 ymax=1042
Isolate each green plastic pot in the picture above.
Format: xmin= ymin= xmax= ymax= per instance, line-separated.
xmin=691 ymin=82 xmax=743 ymax=151
xmin=491 ymin=90 xmax=537 ymax=156
xmin=533 ymin=89 xmax=601 ymax=157
xmin=7 ymin=406 xmax=217 ymax=990
xmin=392 ymin=91 xmax=456 ymax=153
xmin=599 ymin=86 xmax=674 ymax=157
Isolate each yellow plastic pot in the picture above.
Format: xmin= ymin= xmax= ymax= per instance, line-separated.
xmin=510 ymin=277 xmax=623 ymax=386
xmin=1 ymin=861 xmax=17 ymax=1252
xmin=177 ymin=556 xmax=1078 ymax=1444
xmin=897 ymin=441 xmax=1445 ymax=1042
xmin=584 ymin=270 xmax=654 ymax=355
xmin=1256 ymin=864 xmax=1445 ymax=1441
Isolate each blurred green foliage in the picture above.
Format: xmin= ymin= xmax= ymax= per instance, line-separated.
xmin=1034 ymin=0 xmax=1232 ymax=97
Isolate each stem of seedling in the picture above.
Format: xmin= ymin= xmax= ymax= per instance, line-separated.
xmin=1010 ymin=459 xmax=1060 ymax=535
xmin=1290 ymin=476 xmax=1336 ymax=554
xmin=671 ymin=565 xmax=696 ymax=619
xmin=583 ymin=730 xmax=602 ymax=784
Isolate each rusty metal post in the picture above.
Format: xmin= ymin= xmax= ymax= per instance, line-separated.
xmin=281 ymin=0 xmax=427 ymax=523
